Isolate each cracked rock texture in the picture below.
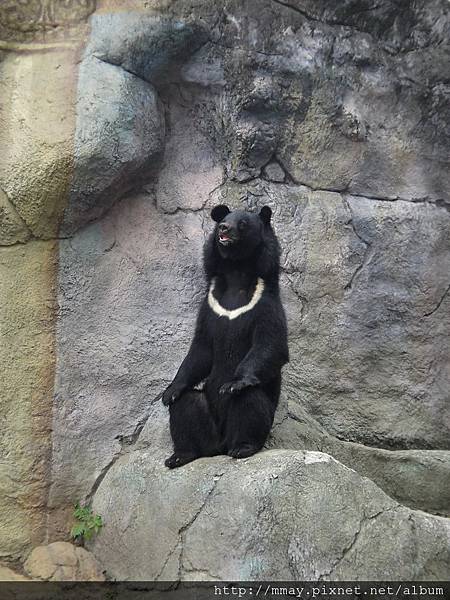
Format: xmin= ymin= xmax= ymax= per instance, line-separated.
xmin=1 ymin=0 xmax=449 ymax=570
xmin=89 ymin=402 xmax=450 ymax=580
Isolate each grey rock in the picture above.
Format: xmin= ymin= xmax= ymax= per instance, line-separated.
xmin=90 ymin=430 xmax=450 ymax=580
xmin=274 ymin=0 xmax=449 ymax=54
xmin=263 ymin=160 xmax=286 ymax=183
xmin=207 ymin=0 xmax=450 ymax=203
xmin=181 ymin=43 xmax=226 ymax=88
xmin=155 ymin=102 xmax=223 ymax=214
xmin=86 ymin=12 xmax=208 ymax=85
xmin=61 ymin=10 xmax=211 ymax=234
xmin=62 ymin=55 xmax=165 ymax=235
xmin=269 ymin=398 xmax=450 ymax=516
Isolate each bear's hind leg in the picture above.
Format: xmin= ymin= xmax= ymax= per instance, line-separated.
xmin=166 ymin=390 xmax=220 ymax=468
xmin=225 ymin=388 xmax=275 ymax=459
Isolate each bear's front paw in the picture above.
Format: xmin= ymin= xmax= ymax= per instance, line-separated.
xmin=161 ymin=383 xmax=185 ymax=406
xmin=228 ymin=444 xmax=260 ymax=459
xmin=165 ymin=452 xmax=198 ymax=469
xmin=219 ymin=375 xmax=260 ymax=396
xmin=219 ymin=381 xmax=235 ymax=396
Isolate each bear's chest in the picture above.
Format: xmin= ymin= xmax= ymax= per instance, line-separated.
xmin=220 ymin=286 xmax=251 ymax=310
xmin=207 ymin=276 xmax=264 ymax=319
xmin=206 ymin=276 xmax=264 ymax=357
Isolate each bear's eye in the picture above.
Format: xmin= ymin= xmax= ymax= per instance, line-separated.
xmin=238 ymin=220 xmax=248 ymax=231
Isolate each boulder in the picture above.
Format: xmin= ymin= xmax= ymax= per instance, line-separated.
xmin=0 ymin=565 xmax=29 ymax=581
xmin=90 ymin=424 xmax=450 ymax=580
xmin=62 ymin=55 xmax=165 ymax=235
xmin=269 ymin=398 xmax=450 ymax=516
xmin=23 ymin=542 xmax=105 ymax=582
xmin=86 ymin=12 xmax=208 ymax=86
xmin=60 ymin=10 xmax=210 ymax=235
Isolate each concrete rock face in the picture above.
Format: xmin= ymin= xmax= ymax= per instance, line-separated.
xmin=0 ymin=0 xmax=449 ymax=576
xmin=268 ymin=397 xmax=450 ymax=517
xmin=277 ymin=189 xmax=450 ymax=449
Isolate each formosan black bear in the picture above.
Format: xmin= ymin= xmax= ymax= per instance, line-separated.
xmin=162 ymin=204 xmax=289 ymax=468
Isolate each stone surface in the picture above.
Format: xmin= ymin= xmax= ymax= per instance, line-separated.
xmin=0 ymin=188 xmax=30 ymax=246
xmin=0 ymin=565 xmax=29 ymax=581
xmin=0 ymin=48 xmax=78 ymax=240
xmin=60 ymin=10 xmax=211 ymax=235
xmin=223 ymin=0 xmax=450 ymax=203
xmin=269 ymin=398 xmax=450 ymax=516
xmin=62 ymin=53 xmax=165 ymax=235
xmin=263 ymin=160 xmax=286 ymax=183
xmin=86 ymin=11 xmax=208 ymax=86
xmin=0 ymin=241 xmax=58 ymax=559
xmin=155 ymin=101 xmax=223 ymax=214
xmin=90 ymin=410 xmax=450 ymax=581
xmin=24 ymin=542 xmax=105 ymax=582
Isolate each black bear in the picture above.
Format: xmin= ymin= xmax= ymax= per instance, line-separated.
xmin=162 ymin=204 xmax=289 ymax=468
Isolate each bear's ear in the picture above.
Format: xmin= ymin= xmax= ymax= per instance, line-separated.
xmin=259 ymin=206 xmax=272 ymax=225
xmin=211 ymin=205 xmax=230 ymax=222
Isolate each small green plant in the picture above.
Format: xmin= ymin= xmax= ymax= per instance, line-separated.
xmin=70 ymin=503 xmax=103 ymax=542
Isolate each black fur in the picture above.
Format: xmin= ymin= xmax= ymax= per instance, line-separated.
xmin=162 ymin=205 xmax=289 ymax=468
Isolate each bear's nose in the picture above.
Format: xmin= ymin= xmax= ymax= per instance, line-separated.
xmin=218 ymin=223 xmax=230 ymax=233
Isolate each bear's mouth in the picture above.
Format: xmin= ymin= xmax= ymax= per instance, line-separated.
xmin=218 ymin=232 xmax=236 ymax=246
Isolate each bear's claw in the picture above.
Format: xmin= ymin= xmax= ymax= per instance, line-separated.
xmin=219 ymin=376 xmax=260 ymax=396
xmin=161 ymin=384 xmax=185 ymax=406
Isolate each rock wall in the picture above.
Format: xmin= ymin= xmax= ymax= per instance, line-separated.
xmin=0 ymin=5 xmax=85 ymax=558
xmin=0 ymin=0 xmax=449 ymax=577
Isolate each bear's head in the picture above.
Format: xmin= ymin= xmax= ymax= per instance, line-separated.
xmin=210 ymin=204 xmax=272 ymax=259
xmin=204 ymin=204 xmax=280 ymax=283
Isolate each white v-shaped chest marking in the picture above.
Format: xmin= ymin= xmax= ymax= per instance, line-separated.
xmin=207 ymin=277 xmax=265 ymax=320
